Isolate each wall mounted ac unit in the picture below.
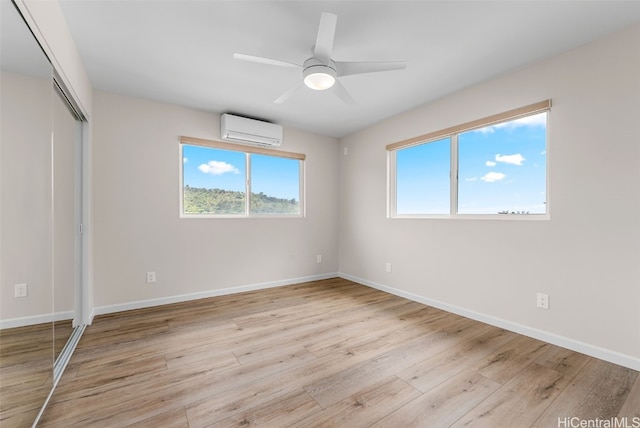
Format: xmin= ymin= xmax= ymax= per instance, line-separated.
xmin=220 ymin=114 xmax=283 ymax=147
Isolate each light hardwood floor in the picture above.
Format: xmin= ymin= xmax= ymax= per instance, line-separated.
xmin=30 ymin=278 xmax=640 ymax=427
xmin=0 ymin=323 xmax=53 ymax=427
xmin=0 ymin=320 xmax=74 ymax=427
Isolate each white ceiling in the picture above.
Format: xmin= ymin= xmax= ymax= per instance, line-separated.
xmin=57 ymin=1 xmax=640 ymax=138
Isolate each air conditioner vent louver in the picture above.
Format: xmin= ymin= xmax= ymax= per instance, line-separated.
xmin=221 ymin=114 xmax=283 ymax=147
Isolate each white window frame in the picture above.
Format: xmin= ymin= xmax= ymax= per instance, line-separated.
xmin=179 ymin=136 xmax=306 ymax=218
xmin=387 ymin=100 xmax=551 ymax=220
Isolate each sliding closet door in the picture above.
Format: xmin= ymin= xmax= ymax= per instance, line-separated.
xmin=52 ymin=88 xmax=82 ymax=362
xmin=0 ymin=1 xmax=54 ymax=425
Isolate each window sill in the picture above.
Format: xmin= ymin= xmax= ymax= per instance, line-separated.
xmin=390 ymin=214 xmax=550 ymax=221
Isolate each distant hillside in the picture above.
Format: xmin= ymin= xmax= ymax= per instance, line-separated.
xmin=184 ymin=186 xmax=299 ymax=215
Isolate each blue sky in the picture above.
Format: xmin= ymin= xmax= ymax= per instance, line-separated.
xmin=396 ymin=137 xmax=451 ymax=214
xmin=250 ymin=154 xmax=300 ymax=200
xmin=396 ymin=112 xmax=547 ymax=215
xmin=182 ymin=145 xmax=300 ymax=200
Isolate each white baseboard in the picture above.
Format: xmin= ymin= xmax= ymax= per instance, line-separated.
xmin=0 ymin=310 xmax=75 ymax=330
xmin=339 ymin=272 xmax=640 ymax=372
xmin=92 ymin=273 xmax=339 ymax=318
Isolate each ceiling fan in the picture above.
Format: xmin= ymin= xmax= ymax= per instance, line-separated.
xmin=233 ymin=12 xmax=406 ymax=105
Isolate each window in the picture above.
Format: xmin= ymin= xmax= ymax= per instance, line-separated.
xmin=388 ymin=100 xmax=550 ymax=218
xmin=180 ymin=136 xmax=304 ymax=217
xmin=396 ymin=137 xmax=450 ymax=215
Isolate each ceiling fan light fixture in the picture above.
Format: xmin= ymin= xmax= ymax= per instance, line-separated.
xmin=303 ymin=63 xmax=337 ymax=90
xmin=304 ymin=72 xmax=335 ymax=90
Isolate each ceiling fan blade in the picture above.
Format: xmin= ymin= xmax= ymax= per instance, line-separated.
xmin=313 ymin=12 xmax=337 ymax=63
xmin=332 ymin=80 xmax=355 ymax=105
xmin=336 ymin=61 xmax=407 ymax=77
xmin=233 ymin=53 xmax=300 ymax=68
xmin=274 ymin=81 xmax=304 ymax=104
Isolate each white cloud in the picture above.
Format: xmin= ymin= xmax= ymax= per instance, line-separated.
xmin=495 ymin=153 xmax=525 ymax=166
xmin=465 ymin=177 xmax=478 ymax=182
xmin=474 ymin=112 xmax=546 ymax=133
xmin=183 ymin=157 xmax=188 ymax=163
xmin=485 ymin=160 xmax=496 ymax=167
xmin=198 ymin=160 xmax=240 ymax=175
xmin=474 ymin=126 xmax=495 ymax=134
xmin=540 ymin=150 xmax=546 ymax=155
xmin=481 ymin=172 xmax=506 ymax=182
xmin=511 ymin=113 xmax=547 ymax=127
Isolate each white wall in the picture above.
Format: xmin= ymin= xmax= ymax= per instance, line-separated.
xmin=91 ymin=91 xmax=339 ymax=312
xmin=0 ymin=73 xmax=53 ymax=322
xmin=0 ymin=72 xmax=78 ymax=326
xmin=338 ymin=24 xmax=640 ymax=369
xmin=53 ymin=88 xmax=80 ymax=319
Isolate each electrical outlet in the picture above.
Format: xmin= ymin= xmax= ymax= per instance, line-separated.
xmin=15 ymin=283 xmax=28 ymax=298
xmin=343 ymin=147 xmax=348 ymax=156
xmin=536 ymin=293 xmax=549 ymax=310
xmin=385 ymin=262 xmax=392 ymax=273
xmin=316 ymin=254 xmax=322 ymax=263
xmin=146 ymin=272 xmax=156 ymax=283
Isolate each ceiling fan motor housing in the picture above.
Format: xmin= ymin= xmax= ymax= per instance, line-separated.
xmin=303 ymin=58 xmax=337 ymax=90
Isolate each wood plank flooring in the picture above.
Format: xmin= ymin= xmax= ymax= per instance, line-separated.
xmin=0 ymin=319 xmax=74 ymax=427
xmin=0 ymin=323 xmax=53 ymax=428
xmin=27 ymin=278 xmax=640 ymax=427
